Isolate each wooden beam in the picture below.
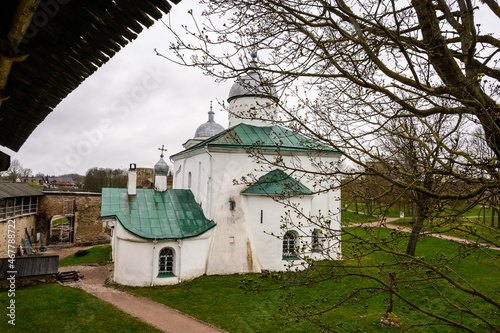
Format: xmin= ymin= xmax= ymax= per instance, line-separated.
xmin=9 ymin=0 xmax=41 ymax=45
xmin=0 ymin=0 xmax=40 ymax=110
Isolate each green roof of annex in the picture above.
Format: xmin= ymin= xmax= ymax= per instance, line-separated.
xmin=101 ymin=188 xmax=215 ymax=240
xmin=241 ymin=169 xmax=312 ymax=196
xmin=171 ymin=123 xmax=339 ymax=158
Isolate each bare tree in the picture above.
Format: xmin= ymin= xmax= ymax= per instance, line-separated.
xmin=161 ymin=1 xmax=500 ymax=330
xmin=0 ymin=159 xmax=32 ymax=182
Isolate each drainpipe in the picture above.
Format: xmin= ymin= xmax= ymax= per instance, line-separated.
xmin=151 ymin=239 xmax=157 ymax=287
xmin=205 ymin=145 xmax=213 ymax=218
xmin=177 ymin=239 xmax=182 ymax=284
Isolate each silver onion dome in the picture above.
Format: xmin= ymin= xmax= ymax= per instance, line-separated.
xmin=227 ymin=52 xmax=279 ymax=102
xmin=154 ymin=157 xmax=169 ymax=175
xmin=194 ymin=103 xmax=225 ymax=138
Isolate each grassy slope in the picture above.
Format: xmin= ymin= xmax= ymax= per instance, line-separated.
xmin=124 ymin=227 xmax=499 ymax=332
xmin=2 ymin=216 xmax=497 ymax=332
xmin=0 ymin=284 xmax=161 ymax=333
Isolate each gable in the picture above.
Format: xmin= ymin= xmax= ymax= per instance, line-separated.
xmin=101 ymin=188 xmax=215 ymax=240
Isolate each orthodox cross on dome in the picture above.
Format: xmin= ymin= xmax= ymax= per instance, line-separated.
xmin=208 ymin=101 xmax=215 ymax=122
xmin=158 ymin=145 xmax=167 ymax=158
xmin=249 ymin=36 xmax=258 ymax=68
xmin=249 ymin=49 xmax=258 ymax=68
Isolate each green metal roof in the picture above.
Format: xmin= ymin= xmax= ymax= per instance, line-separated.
xmin=101 ymin=188 xmax=215 ymax=240
xmin=241 ymin=169 xmax=312 ymax=196
xmin=171 ymin=123 xmax=339 ymax=157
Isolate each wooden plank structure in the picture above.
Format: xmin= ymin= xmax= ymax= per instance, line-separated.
xmin=0 ymin=0 xmax=182 ymax=170
xmin=0 ymin=255 xmax=58 ymax=279
xmin=56 ymin=270 xmax=83 ymax=282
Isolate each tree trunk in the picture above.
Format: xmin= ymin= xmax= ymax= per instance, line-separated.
xmin=483 ymin=203 xmax=486 ymax=224
xmin=406 ymin=206 xmax=426 ymax=256
xmin=411 ymin=203 xmax=416 ymax=225
xmin=491 ymin=204 xmax=495 ymax=227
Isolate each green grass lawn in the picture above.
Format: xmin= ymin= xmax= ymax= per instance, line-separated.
xmin=121 ymin=226 xmax=499 ymax=332
xmin=0 ymin=284 xmax=161 ymax=333
xmin=343 ymin=201 xmax=500 ymax=222
xmin=344 ymin=201 xmax=500 ymax=245
xmin=59 ymin=245 xmax=112 ymax=267
xmin=51 ymin=216 xmax=69 ymax=226
xmin=2 ymin=217 xmax=497 ymax=332
xmin=341 ymin=209 xmax=379 ymax=225
xmin=391 ymin=217 xmax=500 ymax=246
xmin=342 ymin=201 xmax=403 ymax=218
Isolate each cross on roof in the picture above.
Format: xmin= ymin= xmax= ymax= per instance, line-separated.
xmin=158 ymin=145 xmax=167 ymax=158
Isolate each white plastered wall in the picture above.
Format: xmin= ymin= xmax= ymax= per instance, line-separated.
xmin=172 ymin=146 xmax=342 ymax=275
xmin=111 ymin=221 xmax=214 ymax=286
xmin=228 ymin=96 xmax=277 ymax=127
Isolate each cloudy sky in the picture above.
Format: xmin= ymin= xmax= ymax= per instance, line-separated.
xmin=5 ymin=1 xmax=231 ymax=176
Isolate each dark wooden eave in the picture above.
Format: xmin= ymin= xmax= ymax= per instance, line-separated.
xmin=0 ymin=0 xmax=181 ymax=170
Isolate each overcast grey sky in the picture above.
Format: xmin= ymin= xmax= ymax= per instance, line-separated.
xmin=5 ymin=1 xmax=231 ymax=176
xmin=5 ymin=1 xmax=498 ymax=176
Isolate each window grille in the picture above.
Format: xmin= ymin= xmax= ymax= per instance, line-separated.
xmin=159 ymin=248 xmax=174 ymax=274
xmin=283 ymin=231 xmax=297 ymax=258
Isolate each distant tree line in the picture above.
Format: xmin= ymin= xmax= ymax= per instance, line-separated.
xmin=83 ymin=167 xmax=127 ymax=193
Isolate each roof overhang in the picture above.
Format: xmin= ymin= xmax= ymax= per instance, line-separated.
xmin=171 ymin=143 xmax=341 ymax=162
xmin=0 ymin=0 xmax=182 ymax=170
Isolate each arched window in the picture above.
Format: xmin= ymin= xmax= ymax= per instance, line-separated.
xmin=282 ymin=231 xmax=297 ymax=259
xmin=187 ymin=172 xmax=192 ymax=188
xmin=158 ymin=248 xmax=174 ymax=277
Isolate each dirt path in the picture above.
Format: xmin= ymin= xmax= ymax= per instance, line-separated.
xmin=58 ymin=264 xmax=226 ymax=333
xmin=349 ymin=216 xmax=500 ymax=251
xmin=45 ymin=247 xmax=226 ymax=333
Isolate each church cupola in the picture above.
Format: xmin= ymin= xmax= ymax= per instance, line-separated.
xmin=194 ymin=102 xmax=225 ymax=138
xmin=227 ymin=50 xmax=279 ymax=127
xmin=182 ymin=102 xmax=225 ymax=149
xmin=154 ymin=145 xmax=169 ymax=192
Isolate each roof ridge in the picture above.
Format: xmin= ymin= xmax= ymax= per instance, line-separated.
xmin=171 ymin=123 xmax=338 ymax=158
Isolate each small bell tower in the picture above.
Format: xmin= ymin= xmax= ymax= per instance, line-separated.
xmin=154 ymin=145 xmax=169 ymax=192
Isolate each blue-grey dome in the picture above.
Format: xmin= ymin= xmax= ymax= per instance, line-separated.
xmin=194 ymin=107 xmax=225 ymax=138
xmin=154 ymin=157 xmax=169 ymax=175
xmin=227 ymin=71 xmax=278 ymax=102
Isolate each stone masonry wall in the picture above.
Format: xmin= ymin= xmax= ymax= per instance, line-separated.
xmin=0 ymin=215 xmax=36 ymax=258
xmin=37 ymin=192 xmax=106 ymax=245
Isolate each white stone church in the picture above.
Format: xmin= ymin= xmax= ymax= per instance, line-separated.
xmin=101 ymin=56 xmax=342 ymax=286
